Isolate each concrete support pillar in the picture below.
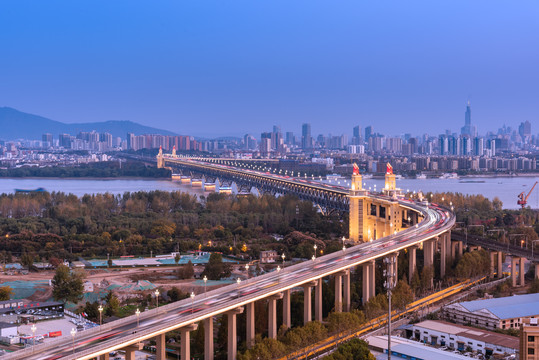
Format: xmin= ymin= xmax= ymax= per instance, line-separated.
xmin=124 ymin=344 xmax=142 ymax=360
xmin=511 ymin=257 xmax=518 ymax=287
xmin=490 ymin=252 xmax=496 ymax=278
xmin=451 ymin=241 xmax=457 ymax=260
xmin=409 ymin=246 xmax=417 ymax=285
xmin=303 ymin=283 xmax=313 ymax=324
xmin=246 ymin=302 xmax=255 ymax=348
xmin=446 ymin=231 xmax=452 ymax=264
xmin=227 ymin=307 xmax=244 ymax=360
xmin=458 ymin=240 xmax=464 ymax=257
xmin=497 ymin=252 xmax=503 ymax=279
xmin=369 ymin=261 xmax=375 ymax=300
xmin=424 ymin=239 xmax=434 ymax=269
xmin=181 ymin=324 xmax=198 ymax=360
xmin=519 ymin=257 xmax=525 ymax=286
xmin=283 ymin=289 xmax=291 ymax=329
xmin=423 ymin=240 xmax=434 ymax=289
xmin=315 ymin=278 xmax=323 ymax=322
xmin=440 ymin=236 xmax=447 ymax=278
xmin=343 ymin=270 xmax=351 ymax=312
xmin=362 ymin=260 xmax=376 ymax=305
xmin=335 ymin=273 xmax=343 ymax=313
xmin=204 ymin=317 xmax=214 ymax=360
xmin=535 ymin=263 xmax=539 ymax=280
xmin=268 ymin=294 xmax=283 ymax=339
xmin=99 ymin=354 xmax=109 ymax=360
xmin=156 ymin=334 xmax=166 ymax=360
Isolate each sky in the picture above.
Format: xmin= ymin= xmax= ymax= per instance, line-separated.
xmin=1 ymin=1 xmax=538 ymax=138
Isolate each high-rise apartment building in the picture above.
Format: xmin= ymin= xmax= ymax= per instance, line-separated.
xmin=301 ymin=123 xmax=312 ymax=149
xmin=365 ymin=126 xmax=372 ymax=142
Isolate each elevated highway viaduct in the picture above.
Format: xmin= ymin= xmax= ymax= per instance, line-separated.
xmin=9 ymin=156 xmax=456 ymax=360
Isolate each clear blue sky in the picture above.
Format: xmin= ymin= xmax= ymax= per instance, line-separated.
xmin=1 ymin=1 xmax=537 ymax=138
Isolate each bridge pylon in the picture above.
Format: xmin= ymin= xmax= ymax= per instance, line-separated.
xmin=349 ymin=164 xmax=368 ymax=243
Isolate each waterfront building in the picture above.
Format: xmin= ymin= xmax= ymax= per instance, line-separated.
xmin=521 ymin=318 xmax=539 ymax=360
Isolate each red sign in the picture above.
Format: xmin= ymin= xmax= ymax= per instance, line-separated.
xmin=49 ymin=331 xmax=62 ymax=337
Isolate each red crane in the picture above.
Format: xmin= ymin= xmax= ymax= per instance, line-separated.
xmin=517 ymin=181 xmax=538 ymax=208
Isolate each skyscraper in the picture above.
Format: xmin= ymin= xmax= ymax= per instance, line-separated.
xmin=365 ymin=126 xmax=372 ymax=142
xmin=353 ymin=125 xmax=362 ymax=144
xmin=461 ymin=101 xmax=477 ymax=137
xmin=301 ymin=123 xmax=312 ymax=149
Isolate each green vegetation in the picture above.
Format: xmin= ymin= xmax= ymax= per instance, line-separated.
xmin=51 ymin=265 xmax=85 ymax=304
xmin=0 ymin=191 xmax=344 ymax=262
xmin=0 ymin=286 xmax=13 ymax=301
xmin=325 ymin=338 xmax=375 ymax=360
xmin=0 ymin=161 xmax=171 ymax=178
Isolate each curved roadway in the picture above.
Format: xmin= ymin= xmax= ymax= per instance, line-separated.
xmin=8 ymin=161 xmax=455 ymax=360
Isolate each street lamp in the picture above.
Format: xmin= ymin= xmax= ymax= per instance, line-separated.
xmin=70 ymin=328 xmax=77 ymax=354
xmin=203 ymin=275 xmax=208 ymax=297
xmin=312 ymin=255 xmax=316 ymax=261
xmin=384 ymin=255 xmax=398 ymax=360
xmin=154 ymin=289 xmax=160 ymax=309
xmin=342 ymin=236 xmax=346 ymax=252
xmin=314 ymin=244 xmax=317 ymax=259
xmin=190 ymin=292 xmax=195 ymax=313
xmin=245 ymin=264 xmax=250 ymax=279
xmin=281 ymin=253 xmax=285 ymax=268
xmin=31 ymin=323 xmax=36 ymax=351
xmin=98 ymin=304 xmax=103 ymax=326
xmin=135 ymin=308 xmax=140 ymax=327
xmin=277 ymin=265 xmax=281 ymax=273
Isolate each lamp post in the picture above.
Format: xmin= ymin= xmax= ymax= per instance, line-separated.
xmin=384 ymin=254 xmax=397 ymax=360
xmin=154 ymin=289 xmax=160 ymax=309
xmin=190 ymin=292 xmax=195 ymax=313
xmin=203 ymin=275 xmax=208 ymax=297
xmin=135 ymin=308 xmax=140 ymax=327
xmin=342 ymin=236 xmax=346 ymax=252
xmin=31 ymin=323 xmax=36 ymax=351
xmin=70 ymin=328 xmax=77 ymax=354
xmin=245 ymin=264 xmax=250 ymax=279
xmin=98 ymin=304 xmax=103 ymax=326
xmin=313 ymin=244 xmax=317 ymax=259
xmin=281 ymin=253 xmax=285 ymax=268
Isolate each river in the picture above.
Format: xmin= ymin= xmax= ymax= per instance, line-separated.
xmin=0 ymin=176 xmax=538 ymax=210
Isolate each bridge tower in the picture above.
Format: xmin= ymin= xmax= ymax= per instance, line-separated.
xmin=172 ymin=145 xmax=177 ymax=157
xmin=384 ymin=162 xmax=396 ymax=191
xmin=156 ymin=146 xmax=165 ymax=168
xmin=349 ymin=164 xmax=368 ymax=243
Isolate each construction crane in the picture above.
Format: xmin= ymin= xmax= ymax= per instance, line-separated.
xmin=517 ymin=181 xmax=538 ymax=208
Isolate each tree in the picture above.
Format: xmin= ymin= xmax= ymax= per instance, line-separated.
xmin=178 ymin=260 xmax=195 ymax=280
xmin=324 ymin=338 xmax=375 ymax=360
xmin=20 ymin=252 xmax=34 ymax=269
xmin=174 ymin=253 xmax=181 ymax=265
xmin=52 ymin=265 xmax=84 ymax=303
xmin=0 ymin=286 xmax=13 ymax=301
xmin=392 ymin=280 xmax=414 ymax=310
xmin=202 ymin=253 xmax=232 ymax=280
xmin=168 ymin=287 xmax=188 ymax=302
xmin=105 ymin=291 xmax=120 ymax=317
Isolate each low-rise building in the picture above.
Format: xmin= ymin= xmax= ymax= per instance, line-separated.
xmin=410 ymin=320 xmax=518 ymax=357
xmin=260 ymin=250 xmax=279 ymax=264
xmin=443 ymin=293 xmax=539 ymax=331
xmin=521 ymin=318 xmax=539 ymax=360
xmin=367 ymin=335 xmax=471 ymax=360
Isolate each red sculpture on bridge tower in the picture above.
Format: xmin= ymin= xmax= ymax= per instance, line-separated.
xmin=353 ymin=163 xmax=360 ymax=175
xmin=386 ymin=162 xmax=393 ymax=175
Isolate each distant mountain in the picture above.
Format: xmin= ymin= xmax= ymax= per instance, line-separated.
xmin=0 ymin=107 xmax=177 ymax=140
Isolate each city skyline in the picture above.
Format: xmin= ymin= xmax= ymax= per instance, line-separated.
xmin=1 ymin=1 xmax=538 ymax=137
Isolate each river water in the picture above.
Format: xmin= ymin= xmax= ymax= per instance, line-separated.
xmin=0 ymin=176 xmax=538 ymax=210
